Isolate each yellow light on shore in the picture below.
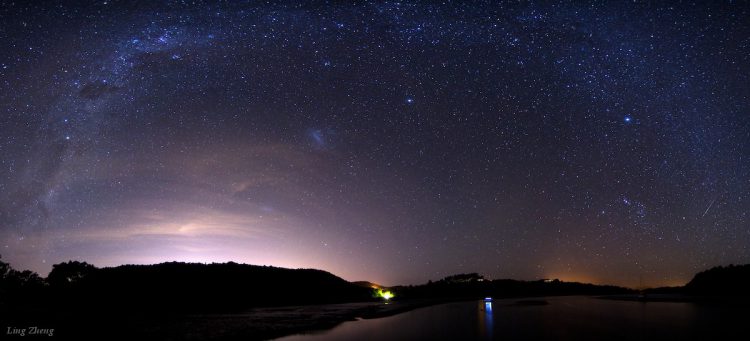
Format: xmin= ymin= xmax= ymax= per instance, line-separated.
xmin=375 ymin=288 xmax=394 ymax=300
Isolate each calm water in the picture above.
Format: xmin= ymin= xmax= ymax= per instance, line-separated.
xmin=278 ymin=296 xmax=748 ymax=340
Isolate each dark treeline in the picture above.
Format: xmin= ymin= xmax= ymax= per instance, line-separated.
xmin=0 ymin=257 xmax=376 ymax=340
xmin=4 ymin=257 xmax=750 ymax=340
xmin=684 ymin=264 xmax=750 ymax=295
xmin=0 ymin=259 xmax=630 ymax=315
xmin=4 ymin=256 xmax=750 ymax=317
xmin=0 ymin=257 xmax=46 ymax=308
xmin=1 ymin=257 xmax=379 ymax=340
xmin=2 ymin=258 xmax=374 ymax=314
xmin=641 ymin=264 xmax=750 ymax=296
xmin=392 ymin=273 xmax=632 ymax=300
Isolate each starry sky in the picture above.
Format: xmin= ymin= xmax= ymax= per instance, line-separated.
xmin=1 ymin=1 xmax=749 ymax=288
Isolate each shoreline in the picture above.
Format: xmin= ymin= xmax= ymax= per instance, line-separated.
xmin=598 ymin=294 xmax=750 ymax=304
xmin=171 ymin=299 xmax=461 ymax=340
xmin=20 ymin=294 xmax=750 ymax=340
xmin=3 ymin=299 xmax=464 ymax=340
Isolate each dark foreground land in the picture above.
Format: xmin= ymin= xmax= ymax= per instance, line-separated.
xmin=6 ymin=299 xmax=451 ymax=340
xmin=9 ymin=295 xmax=750 ymax=340
xmin=3 ymin=260 xmax=750 ymax=340
xmin=0 ymin=260 xmax=627 ymax=340
xmin=281 ymin=296 xmax=750 ymax=341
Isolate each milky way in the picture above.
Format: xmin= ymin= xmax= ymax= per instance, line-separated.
xmin=1 ymin=1 xmax=749 ymax=287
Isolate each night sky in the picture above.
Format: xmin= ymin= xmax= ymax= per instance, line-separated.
xmin=1 ymin=1 xmax=749 ymax=287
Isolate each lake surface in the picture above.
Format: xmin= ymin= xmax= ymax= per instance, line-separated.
xmin=277 ymin=296 xmax=748 ymax=340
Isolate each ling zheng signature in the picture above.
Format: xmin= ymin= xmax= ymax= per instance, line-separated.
xmin=6 ymin=326 xmax=55 ymax=337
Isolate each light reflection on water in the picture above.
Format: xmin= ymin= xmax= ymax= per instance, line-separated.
xmin=277 ymin=296 xmax=749 ymax=341
xmin=478 ymin=300 xmax=493 ymax=340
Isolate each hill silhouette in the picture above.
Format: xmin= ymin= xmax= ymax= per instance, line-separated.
xmin=45 ymin=261 xmax=375 ymax=312
xmin=684 ymin=264 xmax=750 ymax=296
xmin=5 ymin=256 xmax=750 ymax=314
xmin=392 ymin=273 xmax=632 ymax=300
xmin=4 ymin=257 xmax=750 ymax=340
xmin=1 ymin=257 xmax=638 ymax=317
